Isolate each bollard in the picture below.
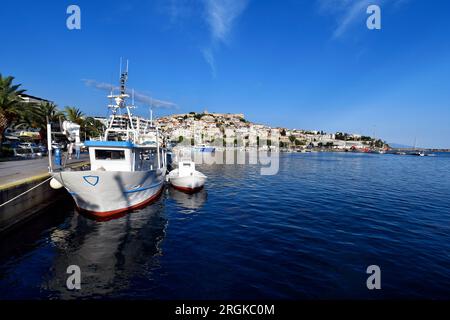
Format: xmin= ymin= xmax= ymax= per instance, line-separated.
xmin=54 ymin=147 xmax=62 ymax=166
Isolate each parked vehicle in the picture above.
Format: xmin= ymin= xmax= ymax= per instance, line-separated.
xmin=13 ymin=147 xmax=37 ymax=158
xmin=36 ymin=144 xmax=48 ymax=154
xmin=18 ymin=142 xmax=38 ymax=149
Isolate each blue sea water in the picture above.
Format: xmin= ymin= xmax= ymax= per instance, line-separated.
xmin=0 ymin=152 xmax=449 ymax=299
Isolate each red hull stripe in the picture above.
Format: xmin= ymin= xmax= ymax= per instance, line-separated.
xmin=172 ymin=184 xmax=204 ymax=193
xmin=77 ymin=185 xmax=164 ymax=218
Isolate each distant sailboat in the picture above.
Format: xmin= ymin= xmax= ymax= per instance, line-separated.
xmin=369 ymin=129 xmax=386 ymax=154
xmin=412 ymin=137 xmax=425 ymax=156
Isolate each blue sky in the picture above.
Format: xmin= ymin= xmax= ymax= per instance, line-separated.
xmin=1 ymin=0 xmax=449 ymax=148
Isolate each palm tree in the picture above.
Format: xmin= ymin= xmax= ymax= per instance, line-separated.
xmin=0 ymin=74 xmax=26 ymax=143
xmin=83 ymin=116 xmax=105 ymax=140
xmin=64 ymin=106 xmax=85 ymax=125
xmin=65 ymin=106 xmax=106 ymax=141
xmin=24 ymin=102 xmax=65 ymax=142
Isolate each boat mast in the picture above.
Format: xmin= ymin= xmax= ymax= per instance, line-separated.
xmin=157 ymin=127 xmax=161 ymax=169
xmin=106 ymin=58 xmax=132 ymax=140
xmin=150 ymin=106 xmax=153 ymax=127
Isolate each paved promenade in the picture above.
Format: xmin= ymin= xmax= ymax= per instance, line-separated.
xmin=0 ymin=153 xmax=89 ymax=188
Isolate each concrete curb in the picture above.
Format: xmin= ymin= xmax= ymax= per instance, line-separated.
xmin=0 ymin=161 xmax=89 ymax=233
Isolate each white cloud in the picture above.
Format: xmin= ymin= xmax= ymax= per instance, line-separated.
xmin=318 ymin=0 xmax=373 ymax=38
xmin=202 ymin=48 xmax=217 ymax=78
xmin=82 ymin=79 xmax=177 ymax=109
xmin=163 ymin=0 xmax=249 ymax=76
xmin=334 ymin=0 xmax=372 ymax=38
xmin=318 ymin=0 xmax=408 ymax=38
xmin=164 ymin=0 xmax=201 ymax=24
xmin=202 ymin=0 xmax=249 ymax=76
xmin=204 ymin=0 xmax=249 ymax=43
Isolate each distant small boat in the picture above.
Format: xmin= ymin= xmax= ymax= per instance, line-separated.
xmin=370 ymin=149 xmax=386 ymax=154
xmin=194 ymin=144 xmax=215 ymax=152
xmin=168 ymin=161 xmax=207 ymax=193
xmin=412 ymin=151 xmax=426 ymax=157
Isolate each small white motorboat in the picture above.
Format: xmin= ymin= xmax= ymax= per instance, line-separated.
xmin=168 ymin=161 xmax=206 ymax=193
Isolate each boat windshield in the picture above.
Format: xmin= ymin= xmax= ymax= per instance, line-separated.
xmin=134 ymin=148 xmax=159 ymax=171
xmin=95 ymin=149 xmax=125 ymax=160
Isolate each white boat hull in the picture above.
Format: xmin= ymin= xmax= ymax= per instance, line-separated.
xmin=52 ymin=169 xmax=165 ymax=217
xmin=168 ymin=169 xmax=206 ymax=192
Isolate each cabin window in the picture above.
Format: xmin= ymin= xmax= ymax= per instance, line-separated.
xmin=95 ymin=149 xmax=125 ymax=160
xmin=134 ymin=149 xmax=158 ymax=171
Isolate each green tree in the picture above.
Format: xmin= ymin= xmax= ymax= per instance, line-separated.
xmin=335 ymin=132 xmax=347 ymax=140
xmin=194 ymin=113 xmax=204 ymax=120
xmin=24 ymin=102 xmax=65 ymax=142
xmin=83 ymin=117 xmax=105 ymax=140
xmin=374 ymin=139 xmax=385 ymax=148
xmin=64 ymin=106 xmax=85 ymax=125
xmin=0 ymin=74 xmax=26 ymax=143
xmin=289 ymin=135 xmax=296 ymax=144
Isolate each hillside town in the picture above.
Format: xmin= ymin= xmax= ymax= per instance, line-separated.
xmin=0 ymin=72 xmax=389 ymax=159
xmin=156 ymin=110 xmax=387 ymax=152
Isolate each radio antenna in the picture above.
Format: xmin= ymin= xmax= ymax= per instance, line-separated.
xmin=119 ymin=57 xmax=122 ymax=77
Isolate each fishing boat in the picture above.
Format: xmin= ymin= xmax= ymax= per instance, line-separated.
xmin=168 ymin=161 xmax=206 ymax=193
xmin=49 ymin=63 xmax=167 ymax=218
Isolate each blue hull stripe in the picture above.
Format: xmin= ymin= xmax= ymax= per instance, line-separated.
xmin=66 ymin=182 xmax=162 ymax=196
xmin=124 ymin=182 xmax=163 ymax=194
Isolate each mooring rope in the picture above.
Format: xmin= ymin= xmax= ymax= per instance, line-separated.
xmin=0 ymin=176 xmax=53 ymax=208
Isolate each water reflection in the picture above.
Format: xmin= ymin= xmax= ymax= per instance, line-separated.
xmin=44 ymin=201 xmax=168 ymax=299
xmin=167 ymin=187 xmax=207 ymax=211
xmin=3 ymin=153 xmax=449 ymax=299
